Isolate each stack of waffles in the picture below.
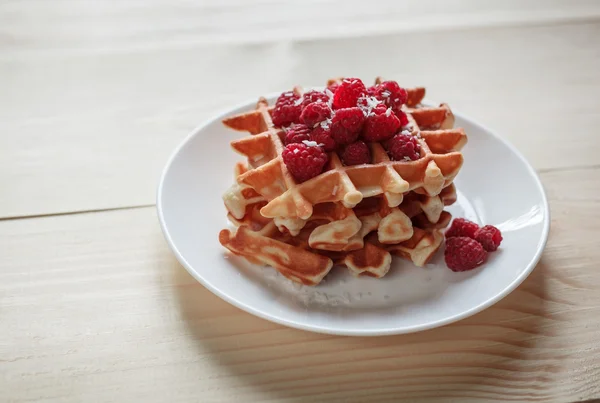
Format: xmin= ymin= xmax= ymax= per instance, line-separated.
xmin=219 ymin=79 xmax=467 ymax=285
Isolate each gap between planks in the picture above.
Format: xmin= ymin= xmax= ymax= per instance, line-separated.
xmin=0 ymin=164 xmax=598 ymax=222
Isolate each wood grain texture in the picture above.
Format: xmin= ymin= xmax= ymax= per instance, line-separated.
xmin=2 ymin=2 xmax=600 ymax=402
xmin=2 ymin=0 xmax=600 ymax=52
xmin=1 ymin=168 xmax=599 ymax=403
xmin=1 ymin=6 xmax=600 ymax=218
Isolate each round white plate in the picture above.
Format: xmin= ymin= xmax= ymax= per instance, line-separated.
xmin=157 ymin=94 xmax=550 ymax=336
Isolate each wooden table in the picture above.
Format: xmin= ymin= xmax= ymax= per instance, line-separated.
xmin=2 ymin=1 xmax=600 ymax=402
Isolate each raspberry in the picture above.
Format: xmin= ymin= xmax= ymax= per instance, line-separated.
xmin=333 ymin=78 xmax=367 ymax=109
xmin=282 ymin=143 xmax=328 ymax=183
xmin=310 ymin=125 xmax=337 ymax=151
xmin=341 ymin=141 xmax=371 ymax=166
xmin=326 ymin=83 xmax=339 ymax=95
xmin=444 ymin=237 xmax=487 ymax=272
xmin=366 ymin=85 xmax=380 ymax=98
xmin=397 ymin=110 xmax=409 ymax=127
xmin=445 ymin=218 xmax=479 ymax=239
xmin=330 ymin=107 xmax=365 ymax=145
xmin=284 ymin=124 xmax=311 ymax=145
xmin=272 ymin=91 xmax=302 ymax=127
xmin=300 ymin=102 xmax=331 ymax=127
xmin=386 ymin=132 xmax=421 ymax=161
xmin=302 ymin=90 xmax=331 ymax=107
xmin=376 ymin=81 xmax=408 ymax=112
xmin=362 ymin=105 xmax=401 ymax=142
xmin=474 ymin=225 xmax=503 ymax=252
xmin=276 ymin=91 xmax=299 ymax=105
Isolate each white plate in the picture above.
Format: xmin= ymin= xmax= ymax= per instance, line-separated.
xmin=157 ymin=94 xmax=550 ymax=336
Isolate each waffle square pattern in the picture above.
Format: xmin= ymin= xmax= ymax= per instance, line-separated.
xmin=220 ymin=78 xmax=467 ymax=285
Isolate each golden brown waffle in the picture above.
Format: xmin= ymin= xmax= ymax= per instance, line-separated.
xmin=220 ymin=183 xmax=456 ymax=285
xmin=223 ymin=85 xmax=466 ymax=223
xmin=219 ymin=79 xmax=467 ymax=285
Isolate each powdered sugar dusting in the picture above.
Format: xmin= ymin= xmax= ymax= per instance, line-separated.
xmin=358 ymin=96 xmax=382 ymax=117
xmin=385 ymin=107 xmax=392 ymax=117
xmin=324 ymin=89 xmax=334 ymax=109
xmin=332 ymin=185 xmax=339 ymax=196
xmin=320 ymin=118 xmax=332 ymax=130
xmin=302 ymin=140 xmax=319 ymax=147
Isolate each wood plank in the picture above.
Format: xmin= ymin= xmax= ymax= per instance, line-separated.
xmin=1 ymin=0 xmax=600 ymax=53
xmin=0 ymin=18 xmax=599 ymax=217
xmin=1 ymin=168 xmax=599 ymax=402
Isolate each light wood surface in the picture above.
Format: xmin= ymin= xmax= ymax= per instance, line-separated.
xmin=1 ymin=1 xmax=600 ymax=402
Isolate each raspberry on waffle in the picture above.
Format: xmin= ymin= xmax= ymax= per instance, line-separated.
xmin=220 ymin=78 xmax=468 ymax=285
xmin=222 ymin=86 xmax=466 ymax=223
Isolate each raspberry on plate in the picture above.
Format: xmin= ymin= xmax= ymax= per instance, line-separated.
xmin=386 ymin=132 xmax=421 ymax=161
xmin=271 ymin=91 xmax=302 ymax=127
xmin=310 ymin=125 xmax=337 ymax=152
xmin=282 ymin=142 xmax=328 ymax=183
xmin=333 ymin=78 xmax=367 ymax=109
xmin=302 ymin=90 xmax=331 ymax=108
xmin=445 ymin=218 xmax=479 ymax=239
xmin=330 ymin=107 xmax=364 ymax=145
xmin=284 ymin=123 xmax=311 ymax=145
xmin=362 ymin=105 xmax=401 ymax=142
xmin=445 ymin=236 xmax=487 ymax=272
xmin=475 ymin=225 xmax=503 ymax=252
xmin=341 ymin=141 xmax=371 ymax=166
xmin=300 ymin=102 xmax=331 ymax=127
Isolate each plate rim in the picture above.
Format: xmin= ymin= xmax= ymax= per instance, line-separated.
xmin=156 ymin=93 xmax=551 ymax=336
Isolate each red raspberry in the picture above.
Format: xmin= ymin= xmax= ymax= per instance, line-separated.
xmin=310 ymin=125 xmax=337 ymax=152
xmin=302 ymin=90 xmax=330 ymax=107
xmin=341 ymin=141 xmax=371 ymax=166
xmin=326 ymin=83 xmax=339 ymax=95
xmin=445 ymin=218 xmax=479 ymax=239
xmin=366 ymin=85 xmax=380 ymax=98
xmin=272 ymin=91 xmax=302 ymax=127
xmin=397 ymin=110 xmax=409 ymax=127
xmin=284 ymin=124 xmax=311 ymax=145
xmin=474 ymin=225 xmax=503 ymax=252
xmin=386 ymin=132 xmax=421 ymax=161
xmin=333 ymin=78 xmax=367 ymax=109
xmin=282 ymin=143 xmax=328 ymax=183
xmin=276 ymin=91 xmax=298 ymax=105
xmin=330 ymin=107 xmax=365 ymax=145
xmin=445 ymin=237 xmax=487 ymax=272
xmin=362 ymin=105 xmax=401 ymax=142
xmin=376 ymin=81 xmax=408 ymax=112
xmin=300 ymin=102 xmax=331 ymax=127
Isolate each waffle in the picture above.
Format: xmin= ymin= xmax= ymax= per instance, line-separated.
xmin=220 ymin=159 xmax=457 ymax=285
xmin=223 ymin=86 xmax=466 ymax=225
xmin=219 ymin=190 xmax=454 ymax=285
xmin=219 ymin=79 xmax=467 ymax=285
